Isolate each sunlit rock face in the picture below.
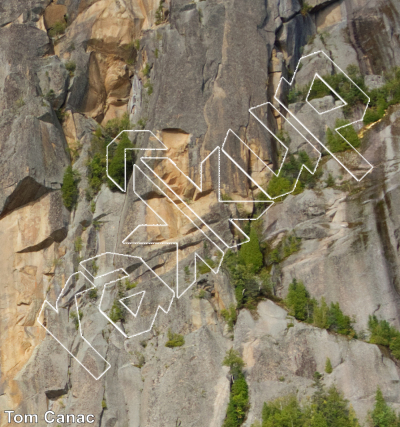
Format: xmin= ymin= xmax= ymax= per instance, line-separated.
xmin=1 ymin=0 xmax=400 ymax=426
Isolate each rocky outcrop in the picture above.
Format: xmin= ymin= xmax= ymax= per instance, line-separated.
xmin=262 ymin=106 xmax=400 ymax=332
xmin=236 ymin=301 xmax=400 ymax=426
xmin=0 ymin=24 xmax=69 ymax=217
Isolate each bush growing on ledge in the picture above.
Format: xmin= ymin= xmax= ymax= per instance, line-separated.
xmin=87 ymin=113 xmax=133 ymax=195
xmin=300 ymin=2 xmax=312 ymax=16
xmin=285 ymin=278 xmax=357 ymax=337
xmin=260 ymin=379 xmax=360 ymax=427
xmin=221 ymin=305 xmax=237 ymax=332
xmin=286 ymin=279 xmax=315 ymax=322
xmin=223 ymin=249 xmax=272 ymax=309
xmin=266 ymin=233 xmax=302 ymax=266
xmin=62 ymin=166 xmax=80 ymax=210
xmin=370 ymin=387 xmax=399 ymax=426
xmin=107 ymin=132 xmax=134 ymax=190
xmin=65 ymin=60 xmax=76 ymax=77
xmin=266 ymin=151 xmax=321 ymax=200
xmin=326 ymin=119 xmax=360 ymax=153
xmin=325 ymin=357 xmax=333 ymax=374
xmin=69 ymin=310 xmax=83 ymax=330
xmin=368 ymin=315 xmax=400 ymax=359
xmin=109 ymin=300 xmax=125 ymax=323
xmin=165 ymin=329 xmax=185 ymax=348
xmin=48 ymin=20 xmax=67 ymax=38
xmin=222 ymin=349 xmax=248 ymax=427
xmin=239 ymin=228 xmax=263 ymax=273
xmin=363 ymin=67 xmax=400 ymax=125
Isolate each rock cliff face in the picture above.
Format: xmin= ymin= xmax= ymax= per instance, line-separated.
xmin=1 ymin=0 xmax=400 ymax=426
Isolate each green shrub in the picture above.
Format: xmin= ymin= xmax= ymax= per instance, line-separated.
xmin=87 ymin=113 xmax=133 ymax=194
xmin=325 ymin=357 xmax=333 ymax=374
xmin=221 ymin=305 xmax=237 ymax=332
xmin=69 ymin=310 xmax=83 ymax=330
xmin=107 ymin=132 xmax=134 ymax=190
xmin=184 ymin=265 xmax=191 ymax=282
xmin=266 ymin=151 xmax=321 ymax=199
xmin=74 ymin=236 xmax=83 ymax=253
xmin=285 ymin=280 xmax=357 ymax=337
xmin=300 ymin=2 xmax=312 ymax=16
xmin=363 ymin=107 xmax=384 ymax=125
xmin=155 ymin=0 xmax=164 ymax=25
xmin=370 ymin=387 xmax=398 ymax=427
xmin=56 ymin=108 xmax=67 ymax=123
xmin=286 ymin=279 xmax=314 ymax=322
xmin=362 ymin=67 xmax=400 ymax=124
xmin=368 ymin=315 xmax=400 ymax=359
xmin=289 ymin=65 xmax=369 ymax=115
xmin=267 ymin=175 xmax=292 ymax=199
xmin=223 ymin=249 xmax=272 ymax=309
xmin=125 ymin=279 xmax=137 ymax=290
xmin=327 ymin=302 xmax=355 ymax=337
xmin=196 ymin=289 xmax=206 ymax=299
xmin=104 ymin=113 xmax=131 ymax=138
xmin=88 ymin=288 xmax=98 ymax=299
xmin=308 ymin=77 xmax=332 ymax=100
xmin=261 ymin=383 xmax=361 ymax=427
xmin=65 ymin=60 xmax=76 ymax=77
xmin=262 ymin=396 xmax=304 ymax=427
xmin=266 ymin=233 xmax=301 ymax=266
xmin=144 ymin=81 xmax=153 ymax=95
xmin=165 ymin=329 xmax=185 ymax=347
xmin=239 ymin=228 xmax=263 ymax=273
xmin=91 ymin=259 xmax=99 ymax=275
xmin=49 ymin=20 xmax=67 ymax=38
xmin=221 ymin=193 xmax=233 ymax=201
xmin=88 ymin=154 xmax=105 ymax=193
xmin=313 ymin=297 xmax=329 ymax=328
xmin=109 ymin=300 xmax=125 ymax=323
xmin=223 ymin=373 xmax=249 ymax=427
xmin=223 ymin=348 xmax=245 ymax=376
xmin=222 ymin=349 xmax=248 ymax=427
xmin=326 ymin=173 xmax=335 ymax=187
xmin=62 ymin=166 xmax=80 ymax=210
xmin=143 ymin=63 xmax=151 ymax=77
xmin=327 ymin=119 xmax=360 ymax=152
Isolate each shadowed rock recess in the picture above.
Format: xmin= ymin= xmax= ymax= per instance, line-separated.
xmin=1 ymin=0 xmax=400 ymax=426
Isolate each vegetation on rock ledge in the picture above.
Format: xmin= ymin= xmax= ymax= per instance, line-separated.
xmin=223 ymin=349 xmax=249 ymax=427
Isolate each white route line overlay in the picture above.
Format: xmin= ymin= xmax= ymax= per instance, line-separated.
xmin=38 ymin=50 xmax=373 ymax=379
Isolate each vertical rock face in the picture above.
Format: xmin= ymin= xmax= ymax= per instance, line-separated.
xmin=0 ymin=24 xmax=69 ymax=216
xmin=1 ymin=0 xmax=400 ymax=426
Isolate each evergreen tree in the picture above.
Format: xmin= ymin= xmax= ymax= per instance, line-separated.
xmin=370 ymin=387 xmax=398 ymax=427
xmin=325 ymin=357 xmax=333 ymax=374
xmin=61 ymin=166 xmax=79 ymax=210
xmin=107 ymin=132 xmax=134 ymax=189
xmin=262 ymin=396 xmax=304 ymax=427
xmin=222 ymin=349 xmax=249 ymax=427
xmin=239 ymin=227 xmax=264 ymax=273
xmin=286 ymin=279 xmax=313 ymax=322
xmin=223 ymin=373 xmax=249 ymax=427
xmin=223 ymin=348 xmax=245 ymax=377
xmin=327 ymin=302 xmax=356 ymax=337
xmin=260 ymin=380 xmax=361 ymax=427
xmin=313 ymin=297 xmax=329 ymax=329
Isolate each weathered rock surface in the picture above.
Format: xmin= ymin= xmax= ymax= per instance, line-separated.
xmin=1 ymin=0 xmax=400 ymax=426
xmin=237 ymin=301 xmax=400 ymax=426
